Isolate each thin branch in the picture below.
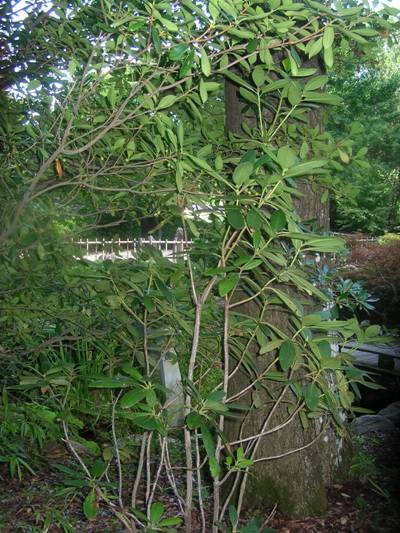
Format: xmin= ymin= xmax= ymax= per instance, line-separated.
xmin=111 ymin=390 xmax=124 ymax=509
xmin=253 ymin=424 xmax=326 ymax=463
xmin=131 ymin=433 xmax=148 ymax=508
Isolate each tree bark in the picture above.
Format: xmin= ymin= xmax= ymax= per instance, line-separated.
xmin=223 ymin=72 xmax=348 ymax=517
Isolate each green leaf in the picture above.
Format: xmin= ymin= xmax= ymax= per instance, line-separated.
xmin=219 ymin=0 xmax=237 ymax=17
xmin=158 ymin=95 xmax=177 ymax=109
xmin=284 ymin=160 xmax=327 ymax=178
xmin=302 ymin=314 xmax=322 ymax=327
xmin=279 ymin=340 xmax=296 ymax=371
xmin=323 ymin=46 xmax=334 ymax=69
xmin=321 ymin=189 xmax=329 ymax=203
xmin=113 ymin=137 xmax=125 ymax=151
xmin=89 ymin=377 xmax=134 ymax=388
xmin=307 ymin=0 xmax=333 ymax=14
xmin=293 ymin=68 xmax=317 ymax=77
xmin=259 ymin=339 xmax=283 ymax=354
xmin=303 ymin=236 xmax=345 ymax=253
xmin=27 ymin=79 xmax=41 ymax=91
xmin=177 ymin=121 xmax=184 ymax=148
xmin=186 ymin=411 xmax=203 ymax=429
xmin=288 ymin=83 xmax=302 ymax=105
xmin=121 ymin=366 xmax=144 ymax=381
xmin=228 ymin=27 xmax=255 ymax=39
xmin=159 ymin=517 xmax=182 ymax=527
xmin=200 ymin=423 xmax=220 ymax=478
xmin=365 ymin=325 xmax=380 ymax=338
xmin=323 ymin=26 xmax=335 ymax=49
xmin=119 ymin=388 xmax=146 ymax=408
xmin=204 ymin=399 xmax=228 ymax=413
xmin=299 ymin=410 xmax=309 ymax=430
xmin=337 ymin=6 xmax=363 ymax=16
xmin=143 ymin=295 xmax=155 ymax=312
xmin=215 ymin=154 xmax=223 ymax=171
xmin=199 ymin=78 xmax=208 ymax=103
xmin=150 ymin=502 xmax=164 ymax=525
xmin=227 ymin=207 xmax=245 ymax=229
xmin=185 ymin=154 xmax=230 ymax=188
xmin=218 ymin=274 xmax=239 ymax=297
xmin=338 ymin=149 xmax=349 ymax=164
xmin=157 ymin=16 xmax=178 ymax=33
xmin=321 ymin=357 xmax=341 ymax=370
xmin=317 ymin=340 xmax=332 ymax=358
xmin=186 ymin=217 xmax=200 ymax=237
xmin=263 ymin=78 xmax=291 ymax=94
xmin=175 ymin=161 xmax=184 ymax=192
xmin=200 ymin=47 xmax=211 ymax=77
xmin=107 ymin=86 xmax=116 ymax=107
xmin=146 ymin=387 xmax=157 ymax=407
xmin=353 ymin=28 xmax=379 ymax=37
xmin=124 ymin=413 xmax=164 ymax=433
xmin=304 ymin=75 xmax=328 ymax=91
xmin=233 ymin=161 xmax=254 ymax=186
xmin=239 ymin=87 xmax=258 ymax=105
xmin=83 ymin=490 xmax=98 ymax=520
xmin=223 ymin=70 xmax=253 ymax=91
xmin=229 ymin=505 xmax=238 ymax=528
xmin=246 ymin=209 xmax=263 ymax=230
xmin=151 ymin=27 xmax=161 ymax=55
xmin=37 ymin=242 xmax=45 ymax=260
xmin=286 ymin=271 xmax=329 ymax=301
xmin=270 ymin=210 xmax=286 ymax=232
xmin=169 ymin=44 xmax=189 ymax=61
xmin=303 ymin=92 xmax=342 ymax=105
xmin=277 ymin=146 xmax=297 ymax=169
xmin=111 ymin=14 xmax=135 ymax=28
xmin=288 ymin=51 xmax=299 ymax=76
xmin=242 ymin=259 xmax=262 ymax=270
xmin=203 ymin=81 xmax=220 ymax=91
xmin=304 ymin=383 xmax=320 ymax=411
xmin=271 ymin=288 xmax=302 ymax=317
xmin=252 ymin=65 xmax=265 ymax=87
xmin=180 ymin=48 xmax=195 ymax=76
xmin=307 ymin=38 xmax=323 ymax=58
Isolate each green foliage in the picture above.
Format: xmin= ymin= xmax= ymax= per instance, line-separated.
xmin=328 ymin=35 xmax=400 ymax=234
xmin=312 ymin=263 xmax=378 ymax=318
xmin=0 ymin=0 xmax=398 ymax=530
xmin=133 ymin=502 xmax=182 ymax=532
xmin=350 ymin=438 xmax=389 ymax=499
xmin=378 ymin=232 xmax=400 ymax=244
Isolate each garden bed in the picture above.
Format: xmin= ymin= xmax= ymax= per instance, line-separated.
xmin=1 ymin=429 xmax=399 ymax=532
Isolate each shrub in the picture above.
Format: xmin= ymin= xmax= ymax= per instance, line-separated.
xmin=378 ymin=233 xmax=400 ymax=245
xmin=343 ymin=234 xmax=400 ymax=328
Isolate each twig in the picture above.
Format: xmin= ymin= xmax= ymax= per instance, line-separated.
xmin=147 ymin=437 xmax=167 ymax=514
xmin=111 ymin=390 xmax=124 ymax=508
xmin=145 ymin=431 xmax=153 ymax=507
xmin=131 ymin=433 xmax=148 ymax=508
xmin=195 ymin=430 xmax=206 ymax=533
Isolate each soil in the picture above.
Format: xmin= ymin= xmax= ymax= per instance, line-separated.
xmin=0 ymin=429 xmax=399 ymax=532
xmin=268 ymin=429 xmax=400 ymax=533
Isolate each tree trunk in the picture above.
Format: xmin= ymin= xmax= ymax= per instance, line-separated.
xmin=223 ymin=75 xmax=349 ymax=517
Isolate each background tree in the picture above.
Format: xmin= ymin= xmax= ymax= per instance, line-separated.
xmin=328 ymin=34 xmax=400 ymax=233
xmin=0 ymin=2 xmax=398 ymax=532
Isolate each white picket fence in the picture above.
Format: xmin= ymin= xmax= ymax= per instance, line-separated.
xmin=74 ymin=237 xmax=192 ymax=262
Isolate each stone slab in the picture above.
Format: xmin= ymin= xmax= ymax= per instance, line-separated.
xmin=351 ymin=415 xmax=396 ymax=435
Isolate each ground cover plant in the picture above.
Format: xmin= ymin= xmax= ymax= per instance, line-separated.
xmin=0 ymin=1 xmax=399 ymax=531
